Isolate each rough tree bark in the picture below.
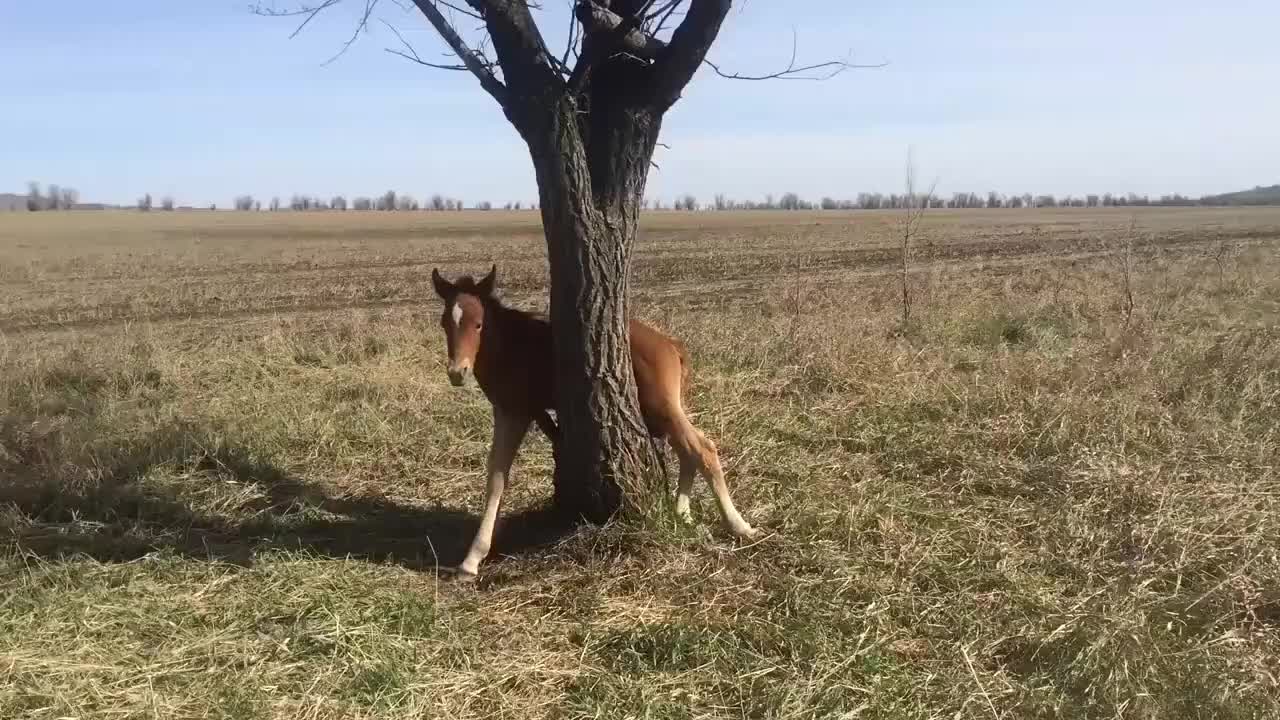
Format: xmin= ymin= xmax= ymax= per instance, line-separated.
xmin=525 ymin=85 xmax=665 ymax=522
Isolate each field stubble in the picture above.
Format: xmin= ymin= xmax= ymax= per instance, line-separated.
xmin=1 ymin=207 xmax=1279 ymax=718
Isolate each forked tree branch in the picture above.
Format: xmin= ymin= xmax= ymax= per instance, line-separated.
xmin=567 ymin=0 xmax=666 ymax=92
xmin=575 ymin=1 xmax=667 ymax=59
xmin=451 ymin=1 xmax=564 ymax=105
xmin=649 ymin=0 xmax=731 ymax=107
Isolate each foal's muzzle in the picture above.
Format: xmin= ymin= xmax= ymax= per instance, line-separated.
xmin=447 ymin=366 xmax=471 ymax=387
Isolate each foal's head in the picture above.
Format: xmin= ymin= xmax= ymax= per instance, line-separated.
xmin=431 ymin=265 xmax=497 ymax=387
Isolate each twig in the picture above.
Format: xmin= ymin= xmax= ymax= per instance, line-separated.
xmin=324 ymin=0 xmax=380 ymax=66
xmin=647 ymin=0 xmax=683 ymax=35
xmin=437 ymin=0 xmax=483 ymax=20
xmin=249 ymin=0 xmax=343 ymax=39
xmin=381 ymin=19 xmax=468 ymax=70
xmin=962 ymin=644 xmax=1001 ymax=720
xmin=561 ymin=0 xmax=580 ymax=72
xmin=703 ymin=29 xmax=887 ymax=81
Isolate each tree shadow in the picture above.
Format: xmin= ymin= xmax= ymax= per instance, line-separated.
xmin=0 ymin=422 xmax=577 ymax=574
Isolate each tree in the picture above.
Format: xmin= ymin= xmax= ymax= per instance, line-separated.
xmin=161 ymin=196 xmax=175 ymax=211
xmin=332 ymin=195 xmax=348 ymax=211
xmin=270 ymin=196 xmax=281 ymax=211
xmin=258 ymin=0 xmax=864 ymax=523
xmin=138 ymin=193 xmax=153 ymax=212
xmin=234 ymin=195 xmax=256 ymax=211
xmin=27 ymin=182 xmax=42 ymax=211
xmin=898 ymin=150 xmax=932 ymax=328
xmin=48 ymin=184 xmax=63 ymax=210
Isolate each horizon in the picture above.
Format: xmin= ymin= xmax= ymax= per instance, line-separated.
xmin=4 ymin=1 xmax=1279 ymax=208
xmin=7 ymin=185 xmax=1272 ymax=212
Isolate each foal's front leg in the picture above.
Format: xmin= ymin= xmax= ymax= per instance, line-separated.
xmin=455 ymin=409 xmax=529 ymax=578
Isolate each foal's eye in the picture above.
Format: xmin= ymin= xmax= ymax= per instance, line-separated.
xmin=475 ymin=322 xmax=483 ymax=330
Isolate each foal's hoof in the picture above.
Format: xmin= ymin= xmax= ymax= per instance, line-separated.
xmin=443 ymin=566 xmax=479 ymax=583
xmin=735 ymin=526 xmax=764 ymax=542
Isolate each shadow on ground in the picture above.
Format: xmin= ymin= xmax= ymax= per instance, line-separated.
xmin=0 ymin=422 xmax=576 ymax=574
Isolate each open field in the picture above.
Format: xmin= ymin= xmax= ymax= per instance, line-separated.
xmin=2 ymin=207 xmax=1279 ymax=718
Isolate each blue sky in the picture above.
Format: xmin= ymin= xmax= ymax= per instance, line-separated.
xmin=3 ymin=1 xmax=1277 ymax=207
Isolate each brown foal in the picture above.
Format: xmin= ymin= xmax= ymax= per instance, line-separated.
xmin=431 ymin=265 xmax=758 ymax=577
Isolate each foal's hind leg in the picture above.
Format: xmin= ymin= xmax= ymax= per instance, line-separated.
xmin=669 ymin=416 xmax=758 ymax=539
xmin=674 ymin=451 xmax=696 ymax=523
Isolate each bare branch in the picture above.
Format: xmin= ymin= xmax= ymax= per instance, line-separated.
xmin=385 ymin=48 xmax=468 ymax=69
xmin=703 ymin=30 xmax=886 ymax=81
xmin=250 ymin=0 xmax=342 ymax=38
xmin=437 ymin=0 xmax=483 ymax=20
xmin=409 ymin=0 xmax=509 ymax=104
xmin=381 ymin=19 xmax=469 ymax=69
xmin=561 ymin=0 xmax=581 ymax=73
xmin=647 ymin=0 xmax=683 ymax=36
xmin=321 ymin=0 xmax=379 ymax=66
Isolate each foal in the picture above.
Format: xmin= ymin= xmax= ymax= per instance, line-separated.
xmin=431 ymin=265 xmax=758 ymax=578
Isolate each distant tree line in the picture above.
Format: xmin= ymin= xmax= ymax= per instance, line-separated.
xmin=24 ymin=182 xmax=80 ymax=211
xmin=134 ymin=193 xmax=179 ymax=211
xmin=644 ymin=190 xmax=1246 ymax=211
xmin=228 ymin=192 xmax=539 ymax=212
xmin=16 ymin=181 xmax=1275 ymax=214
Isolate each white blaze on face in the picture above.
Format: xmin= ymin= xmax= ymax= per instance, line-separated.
xmin=450 ymin=303 xmax=463 ymax=327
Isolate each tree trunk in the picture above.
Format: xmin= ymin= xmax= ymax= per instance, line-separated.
xmin=523 ymin=90 xmax=664 ymax=524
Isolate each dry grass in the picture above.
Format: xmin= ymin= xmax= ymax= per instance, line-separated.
xmin=2 ymin=208 xmax=1279 ymax=718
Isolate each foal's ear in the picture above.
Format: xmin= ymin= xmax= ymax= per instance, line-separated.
xmin=476 ymin=264 xmax=497 ymax=297
xmin=431 ymin=268 xmax=453 ymax=298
